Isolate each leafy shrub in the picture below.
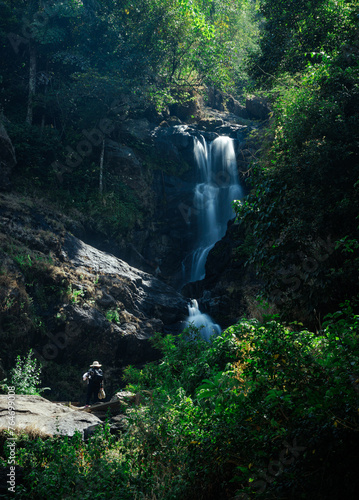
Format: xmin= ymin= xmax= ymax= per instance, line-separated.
xmin=1 ymin=349 xmax=49 ymax=396
xmin=12 ymin=310 xmax=359 ymax=499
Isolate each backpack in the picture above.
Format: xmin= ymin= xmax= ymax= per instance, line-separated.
xmin=89 ymin=367 xmax=103 ymax=384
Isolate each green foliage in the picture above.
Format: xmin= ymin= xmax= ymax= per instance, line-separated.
xmin=6 ymin=424 xmax=130 ymax=500
xmin=105 ymin=308 xmax=120 ymax=323
xmin=11 ymin=310 xmax=359 ymax=499
xmin=236 ymin=1 xmax=359 ymax=320
xmin=1 ymin=349 xmax=49 ymax=395
xmin=1 ymin=0 xmax=259 ymax=124
xmin=248 ymin=0 xmax=356 ymax=86
xmin=10 ymin=248 xmax=68 ymax=311
xmin=68 ymin=285 xmax=84 ymax=304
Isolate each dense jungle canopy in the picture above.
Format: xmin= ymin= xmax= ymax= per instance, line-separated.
xmin=1 ymin=0 xmax=358 ymax=317
xmin=1 ymin=1 xmax=359 ymax=499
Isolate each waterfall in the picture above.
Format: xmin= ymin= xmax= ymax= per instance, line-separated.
xmin=187 ymin=299 xmax=221 ymax=341
xmin=185 ymin=135 xmax=243 ymax=339
xmin=189 ymin=135 xmax=242 ymax=281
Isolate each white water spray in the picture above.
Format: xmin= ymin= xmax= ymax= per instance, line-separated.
xmin=187 ymin=299 xmax=221 ymax=341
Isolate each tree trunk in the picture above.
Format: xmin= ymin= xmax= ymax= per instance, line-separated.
xmin=26 ymin=43 xmax=36 ymax=125
xmin=99 ymin=138 xmax=105 ymax=195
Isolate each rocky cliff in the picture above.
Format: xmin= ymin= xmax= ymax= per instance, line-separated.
xmin=0 ymin=193 xmax=187 ymax=400
xmin=0 ymin=95 xmax=264 ymax=401
xmin=107 ymin=106 xmax=258 ymax=289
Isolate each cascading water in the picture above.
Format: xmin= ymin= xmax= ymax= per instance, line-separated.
xmin=185 ymin=134 xmax=243 ymax=339
xmin=189 ymin=135 xmax=243 ymax=282
xmin=187 ymin=299 xmax=221 ymax=341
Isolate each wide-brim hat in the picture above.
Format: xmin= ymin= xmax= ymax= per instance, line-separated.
xmin=90 ymin=361 xmax=102 ymax=367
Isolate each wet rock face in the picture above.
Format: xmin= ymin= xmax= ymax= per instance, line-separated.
xmin=143 ymin=121 xmax=255 ymax=288
xmin=0 ymin=118 xmax=16 ymax=191
xmin=198 ymin=117 xmax=224 ymax=131
xmin=151 ymin=124 xmax=197 ymax=169
xmin=182 ymin=221 xmax=254 ymax=328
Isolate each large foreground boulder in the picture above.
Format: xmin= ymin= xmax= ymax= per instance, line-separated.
xmin=0 ymin=395 xmax=101 ymax=436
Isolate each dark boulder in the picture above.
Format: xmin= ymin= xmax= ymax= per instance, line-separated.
xmin=206 ymin=87 xmax=225 ymax=111
xmin=168 ymin=89 xmax=202 ymax=122
xmin=246 ymin=95 xmax=271 ymax=121
xmin=151 ymin=125 xmax=196 ymax=173
xmin=120 ymin=118 xmax=152 ymax=143
xmin=226 ymin=95 xmax=249 ymax=119
xmin=214 ymin=124 xmax=250 ymax=140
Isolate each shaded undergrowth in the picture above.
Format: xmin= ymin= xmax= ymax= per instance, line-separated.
xmin=1 ymin=304 xmax=359 ymax=499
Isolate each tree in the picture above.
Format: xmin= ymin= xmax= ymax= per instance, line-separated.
xmin=248 ymin=0 xmax=355 ymax=85
xmin=237 ymin=1 xmax=359 ymax=321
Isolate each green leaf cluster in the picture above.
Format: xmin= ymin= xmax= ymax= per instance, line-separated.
xmin=1 ymin=349 xmax=49 ymax=395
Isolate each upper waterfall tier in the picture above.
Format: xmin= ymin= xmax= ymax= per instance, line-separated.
xmin=186 ymin=135 xmax=243 ymax=283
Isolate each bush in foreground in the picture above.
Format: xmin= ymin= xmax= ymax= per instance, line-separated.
xmin=2 ymin=307 xmax=359 ymax=499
